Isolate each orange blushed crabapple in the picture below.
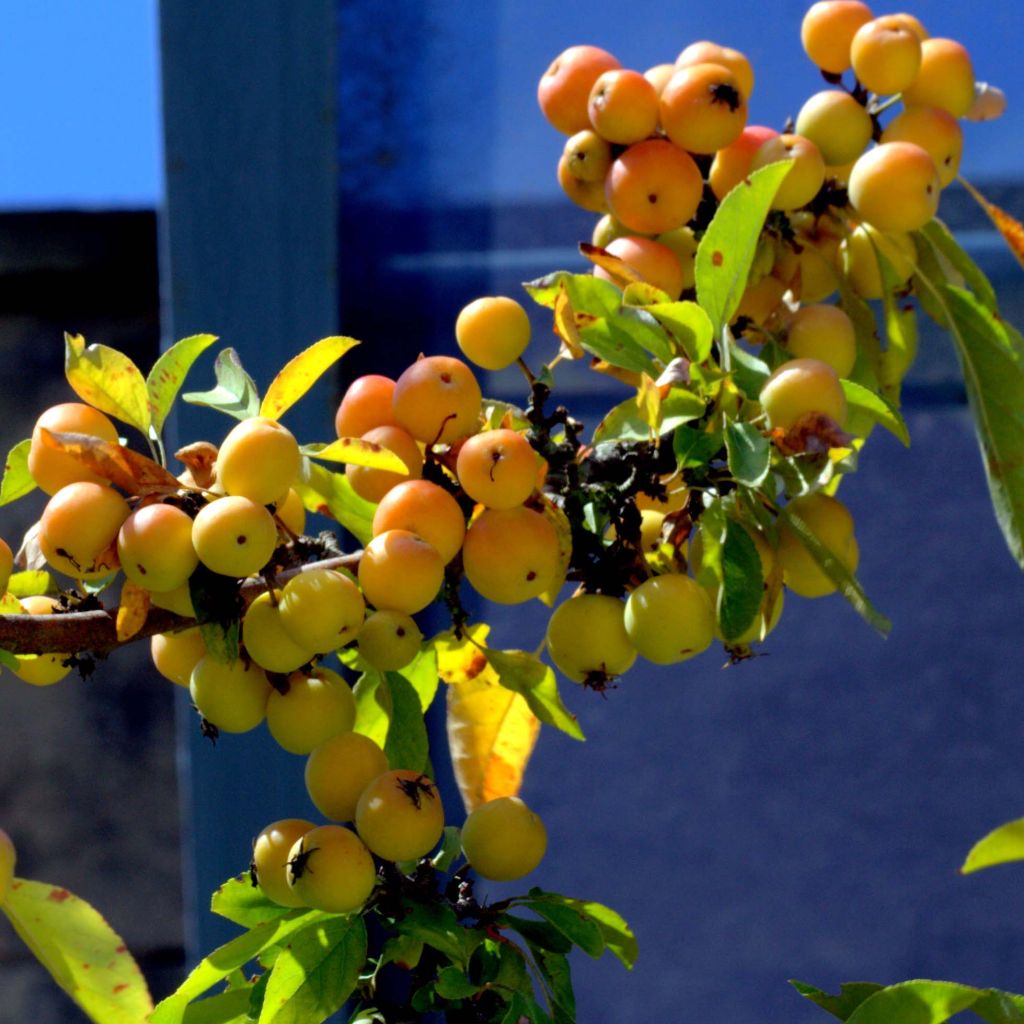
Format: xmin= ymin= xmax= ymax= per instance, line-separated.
xmin=243 ymin=591 xmax=316 ymax=674
xmin=355 ymin=769 xmax=445 ymax=863
xmin=457 ymin=429 xmax=541 ymax=510
xmin=334 ymin=374 xmax=398 ymax=439
xmin=901 ymin=38 xmax=975 ymax=119
xmin=537 ymin=44 xmax=621 ymax=136
xmin=562 ymin=130 xmax=613 ymax=183
xmin=13 ymin=596 xmax=72 ymax=686
xmin=594 ymin=236 xmax=686 ymax=300
xmin=709 ymin=125 xmax=779 ymax=201
xmin=557 ymin=154 xmax=609 ymax=214
xmin=462 ymin=505 xmax=561 ymax=605
xmin=605 ymin=138 xmax=703 ymax=236
xmin=117 ymin=502 xmax=199 ymax=592
xmin=624 ymin=573 xmax=715 ymax=665
xmin=545 ymin=593 xmax=636 ymax=686
xmin=357 ymin=529 xmax=445 ymax=616
xmin=27 ymin=402 xmax=120 ymax=496
xmin=880 ymin=106 xmax=963 ymax=189
xmin=265 ymin=666 xmax=356 ymax=755
xmin=759 ymin=357 xmax=848 ymax=432
xmin=278 ymin=567 xmax=365 ymax=653
xmin=356 ymin=610 xmax=423 ymax=671
xmin=189 ymin=654 xmax=273 ymax=733
xmin=784 ymin=304 xmax=857 ymax=379
xmin=286 ymin=824 xmax=376 ymax=913
xmin=587 ymin=68 xmax=659 ymax=145
xmin=215 ymin=416 xmax=301 ymax=506
xmin=252 ymin=818 xmax=315 ymax=908
xmin=346 ymin=424 xmax=423 ymax=504
xmin=151 ymin=627 xmax=207 ymax=688
xmin=800 ymin=0 xmax=874 ymax=75
xmin=461 ymin=797 xmax=548 ymax=882
xmin=191 ymin=495 xmax=279 ymax=578
xmin=675 ymin=41 xmax=754 ymax=101
xmin=850 ymin=15 xmax=922 ymax=96
xmin=777 ymin=492 xmax=859 ymax=598
xmin=372 ymin=480 xmax=465 ymax=565
xmin=305 ymin=731 xmax=389 ymax=822
xmin=659 ymin=62 xmax=748 ymax=155
xmin=643 ymin=63 xmax=676 ymax=97
xmin=848 ymin=142 xmax=939 ymax=234
xmin=455 ymin=295 xmax=532 ymax=372
xmin=750 ymin=134 xmax=825 ymax=212
xmin=794 ymin=91 xmax=873 ymax=168
xmin=39 ymin=481 xmax=130 ymax=581
xmin=0 ymin=828 xmax=15 ymax=905
xmin=392 ymin=355 xmax=483 ymax=447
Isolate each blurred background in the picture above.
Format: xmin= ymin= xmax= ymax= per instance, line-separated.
xmin=1 ymin=1 xmax=1023 ymax=1021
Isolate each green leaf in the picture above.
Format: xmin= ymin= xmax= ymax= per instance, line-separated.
xmin=565 ymin=898 xmax=637 ymax=969
xmin=695 ymin=160 xmax=794 ymax=335
xmin=521 ymin=893 xmax=605 ymax=959
xmin=64 ymin=332 xmax=152 ymax=435
xmin=674 ymin=425 xmax=724 ymax=470
xmin=782 ymin=505 xmax=891 ymax=637
xmin=0 ymin=438 xmax=35 ymax=506
xmin=301 ymin=438 xmax=408 ymax=472
xmin=501 ymin=992 xmax=552 ymax=1024
xmin=791 ymin=980 xmax=887 ymax=1019
xmin=188 ymin=566 xmax=242 ymax=662
xmin=258 ymin=915 xmax=367 ymax=1024
xmin=260 ymin=336 xmax=360 ymax=421
xmin=147 ymin=333 xmax=219 ymax=434
xmin=396 ymin=901 xmax=480 ymax=970
xmin=395 ymin=644 xmax=439 ymax=714
xmin=838 ymin=981 xmax=1024 ymax=1024
xmin=6 ymin=570 xmax=53 ymax=598
xmin=485 ymin=648 xmax=585 ymax=741
xmin=536 ymin=951 xmax=576 ymax=1024
xmin=728 ymin=340 xmax=772 ymax=400
xmin=643 ymin=300 xmax=714 ymax=362
xmin=841 ymin=379 xmax=910 ymax=447
xmin=183 ymin=348 xmax=262 ymax=421
xmin=919 ymin=220 xmax=999 ymax=313
xmin=383 ymin=671 xmax=430 ymax=773
xmin=1 ymin=878 xmax=153 ymax=1024
xmin=211 ymin=876 xmax=295 ymax=928
xmin=593 ymin=388 xmax=704 ymax=444
xmin=294 ymin=460 xmax=375 ymax=545
xmin=430 ymin=827 xmax=464 ymax=874
xmin=961 ymin=817 xmax=1024 ymax=874
xmin=877 ymin=262 xmax=919 ymax=400
xmin=577 ymin=317 xmax=660 ymax=375
xmin=523 ymin=271 xmax=621 ymax=318
xmin=500 ymin=914 xmax=573 ymax=956
xmin=725 ymin=420 xmax=770 ymax=487
xmin=353 ymin=670 xmax=390 ymax=748
xmin=176 ymin=987 xmax=254 ymax=1024
xmin=434 ymin=966 xmax=481 ymax=1000
xmin=718 ymin=519 xmax=763 ymax=643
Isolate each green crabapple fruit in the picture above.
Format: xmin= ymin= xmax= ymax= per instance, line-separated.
xmin=191 ymin=495 xmax=279 ymax=578
xmin=784 ymin=304 xmax=857 ymax=379
xmin=265 ymin=666 xmax=357 ymax=755
xmin=117 ymin=503 xmax=199 ymax=592
xmin=356 ymin=610 xmax=423 ymax=671
xmin=537 ymin=45 xmax=621 ymax=135
xmin=455 ymin=296 xmax=532 ymax=371
xmin=28 ymin=402 xmax=120 ymax=496
xmin=848 ymin=142 xmax=939 ymax=233
xmin=305 ymin=731 xmax=389 ymax=822
xmin=545 ymin=593 xmax=636 ymax=685
xmin=243 ymin=591 xmax=316 ymax=674
xmin=278 ymin=567 xmax=366 ymax=653
xmin=759 ymin=357 xmax=847 ymax=432
xmin=563 ymin=130 xmax=613 ymax=183
xmin=357 ymin=530 xmax=445 ymax=615
xmin=286 ymin=824 xmax=377 ymax=914
xmin=794 ymin=91 xmax=873 ymax=168
xmin=557 ymin=154 xmax=610 ymax=213
xmin=777 ymin=492 xmax=859 ymax=598
xmin=372 ymin=480 xmax=466 ymax=564
xmin=39 ymin=481 xmax=130 ymax=581
xmin=216 ymin=416 xmax=301 ymax=506
xmin=0 ymin=828 xmax=15 ymax=905
xmin=461 ymin=797 xmax=548 ymax=882
xmin=189 ymin=654 xmax=273 ymax=733
xmin=456 ymin=429 xmax=540 ymax=510
xmin=252 ymin=818 xmax=315 ymax=907
xmin=355 ymin=769 xmax=445 ymax=863
xmin=624 ymin=573 xmax=715 ymax=664
xmin=392 ymin=356 xmax=483 ymax=446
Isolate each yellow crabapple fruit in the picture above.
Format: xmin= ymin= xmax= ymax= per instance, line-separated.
xmin=252 ymin=818 xmax=315 ymax=907
xmin=777 ymin=493 xmax=859 ymax=598
xmin=392 ymin=356 xmax=483 ymax=447
xmin=751 ymin=134 xmax=826 ymax=212
xmin=643 ymin=63 xmax=677 ymax=96
xmin=587 ymin=68 xmax=659 ymax=145
xmin=191 ymin=495 xmax=279 ymax=578
xmin=653 ymin=226 xmax=698 ymax=291
xmin=660 ymin=63 xmax=748 ymax=155
xmin=13 ymin=595 xmax=71 ymax=686
xmin=801 ymin=0 xmax=874 ymax=74
xmin=462 ymin=506 xmax=560 ymax=605
xmin=545 ymin=593 xmax=636 ymax=685
xmin=216 ymin=416 xmax=301 ymax=506
xmin=624 ymin=573 xmax=715 ymax=664
xmin=563 ymin=130 xmax=613 ymax=183
xmin=356 ymin=610 xmax=423 ymax=671
xmin=372 ymin=480 xmax=466 ymax=565
xmin=39 ymin=481 xmax=130 ymax=580
xmin=887 ymin=12 xmax=928 ymax=41
xmin=0 ymin=537 xmax=12 ymax=594
xmin=594 ymin=237 xmax=685 ymax=300
xmin=880 ymin=106 xmax=962 ymax=188
xmin=456 ymin=429 xmax=540 ymax=510
xmin=305 ymin=732 xmax=389 ymax=822
xmin=591 ymin=214 xmax=631 ymax=249
xmin=605 ymin=139 xmax=703 ymax=235
xmin=709 ymin=125 xmax=779 ymax=201
xmin=286 ymin=824 xmax=376 ymax=913
xmin=538 ymin=45 xmax=621 ymax=135
xmin=278 ymin=568 xmax=365 ymax=653
xmin=792 ymin=224 xmax=843 ymax=304
xmin=455 ymin=295 xmax=532 ymax=371
xmin=839 ymin=223 xmax=916 ymax=299
xmin=149 ymin=582 xmax=196 ymax=618
xmin=151 ymin=627 xmax=207 ymax=687
xmin=334 ymin=374 xmax=398 ymax=439
xmin=734 ymin=275 xmax=788 ymax=328
xmin=784 ymin=304 xmax=857 ymax=379
xmin=759 ymin=357 xmax=847 ymax=431
xmin=557 ymin=154 xmax=609 ymax=213
xmin=189 ymin=654 xmax=273 ymax=733
xmin=346 ymin=424 xmax=423 ymax=504
xmin=850 ymin=15 xmax=922 ymax=95
xmin=117 ymin=503 xmax=198 ymax=592
xmin=461 ymin=797 xmax=548 ymax=882
xmin=265 ymin=666 xmax=356 ymax=755
xmin=355 ymin=769 xmax=445 ymax=863
xmin=795 ymin=91 xmax=873 ymax=167
xmin=901 ymin=38 xmax=975 ymax=118
xmin=242 ymin=591 xmax=316 ymax=674
xmin=358 ymin=529 xmax=444 ymax=615
xmin=675 ymin=41 xmax=754 ymax=100
xmin=28 ymin=402 xmax=120 ymax=496
xmin=636 ymin=475 xmax=689 ymax=513
xmin=0 ymin=828 xmax=14 ymax=905
xmin=273 ymin=488 xmax=307 ymax=537
xmin=848 ymin=142 xmax=939 ymax=233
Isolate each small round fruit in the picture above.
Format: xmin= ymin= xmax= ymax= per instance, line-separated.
xmin=850 ymin=15 xmax=922 ymax=95
xmin=149 ymin=582 xmax=196 ymax=618
xmin=355 ymin=769 xmax=445 ymax=863
xmin=594 ymin=236 xmax=685 ymax=299
xmin=557 ymin=154 xmax=609 ymax=213
xmin=346 ymin=424 xmax=423 ymax=504
xmin=624 ymin=574 xmax=715 ymax=664
xmin=278 ymin=568 xmax=366 ymax=653
xmin=563 ymin=129 xmax=613 ymax=183
xmin=848 ymin=142 xmax=939 ymax=233
xmin=784 ymin=304 xmax=857 ymax=378
xmin=545 ymin=593 xmax=636 ymax=686
xmin=28 ymin=402 xmax=120 ymax=496
xmin=392 ymin=356 xmax=483 ymax=446
xmin=286 ymin=824 xmax=376 ymax=913
xmin=335 ymin=374 xmax=398 ymax=438
xmin=709 ymin=125 xmax=779 ymax=201
xmin=151 ymin=627 xmax=207 ymax=687
xmin=605 ymin=139 xmax=703 ymax=235
xmin=13 ymin=595 xmax=71 ymax=686
xmin=759 ymin=358 xmax=847 ymax=431
xmin=751 ymin=134 xmax=826 ymax=211
xmin=462 ymin=506 xmax=560 ymax=605
xmin=372 ymin=480 xmax=466 ymax=564
xmin=216 ymin=416 xmax=301 ymax=505
xmin=358 ymin=530 xmax=444 ymax=615
xmin=653 ymin=226 xmax=698 ymax=291
xmin=0 ymin=538 xmax=13 ymax=595
xmin=456 ymin=429 xmax=539 ymax=510
xmin=252 ymin=818 xmax=315 ymax=907
xmin=880 ymin=106 xmax=962 ymax=189
xmin=305 ymin=732 xmax=389 ymax=822
xmin=356 ymin=610 xmax=423 ymax=671
xmin=118 ymin=503 xmax=199 ymax=592
xmin=189 ymin=655 xmax=272 ymax=733
xmin=795 ymin=91 xmax=872 ymax=167
xmin=801 ymin=0 xmax=874 ymax=74
xmin=777 ymin=493 xmax=859 ymax=598
xmin=660 ymin=62 xmax=748 ymax=155
xmin=538 ymin=45 xmax=621 ymax=135
xmin=675 ymin=40 xmax=754 ymax=100
xmin=39 ymin=481 xmax=130 ymax=580
xmin=192 ymin=496 xmax=279 ymax=578
xmin=266 ymin=666 xmax=356 ymax=754
xmin=901 ymin=38 xmax=975 ymax=118
xmin=587 ymin=68 xmax=659 ymax=145
xmin=462 ymin=797 xmax=547 ymax=882
xmin=273 ymin=488 xmax=307 ymax=537
xmin=839 ymin=223 xmax=916 ymax=299
xmin=455 ymin=296 xmax=531 ymax=371
xmin=0 ymin=828 xmax=16 ymax=905
xmin=591 ymin=213 xmax=630 ymax=249
xmin=243 ymin=591 xmax=316 ymax=674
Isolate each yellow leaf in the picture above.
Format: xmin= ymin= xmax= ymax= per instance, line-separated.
xmin=116 ymin=582 xmax=151 ymax=642
xmin=260 ymin=336 xmax=360 ymax=421
xmin=958 ymin=176 xmax=1024 ymax=271
xmin=446 ymin=665 xmax=540 ymax=814
xmin=553 ymin=280 xmax=585 ymax=360
xmin=64 ymin=333 xmax=151 ymax=436
xmin=304 ymin=437 xmax=409 ymax=472
xmin=961 ymin=817 xmax=1024 ymax=874
xmin=433 ymin=623 xmax=491 ymax=686
xmin=635 ymin=372 xmax=661 ymax=435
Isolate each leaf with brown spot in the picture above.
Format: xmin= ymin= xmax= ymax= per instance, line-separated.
xmin=432 ymin=623 xmax=491 ymax=685
xmin=64 ymin=333 xmax=152 ymax=437
xmin=578 ymin=242 xmax=643 ymax=287
xmin=302 ymin=437 xmax=409 ymax=472
xmin=553 ymin=279 xmax=585 ymax=360
xmin=260 ymin=336 xmax=360 ymax=421
xmin=146 ymin=334 xmax=218 ymax=434
xmin=38 ymin=430 xmax=180 ymax=495
xmin=116 ymin=581 xmax=151 ymax=642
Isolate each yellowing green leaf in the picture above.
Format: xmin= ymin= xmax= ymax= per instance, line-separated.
xmin=636 ymin=373 xmax=661 ymax=434
xmin=260 ymin=336 xmax=359 ymax=421
xmin=961 ymin=817 xmax=1024 ymax=874
xmin=293 ymin=460 xmax=375 ymax=545
xmin=484 ymin=647 xmax=584 ymax=741
xmin=147 ymin=334 xmax=219 ymax=434
xmin=432 ymin=624 xmax=491 ymax=686
xmin=182 ymin=348 xmax=261 ymax=421
xmin=0 ymin=438 xmax=35 ymax=507
xmin=302 ymin=438 xmax=408 ymax=472
xmin=2 ymin=878 xmax=152 ymax=1024
xmin=6 ymin=571 xmax=53 ymax=598
xmin=64 ymin=333 xmax=151 ymax=436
